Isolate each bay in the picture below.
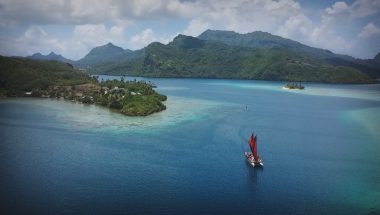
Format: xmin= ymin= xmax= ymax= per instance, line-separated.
xmin=0 ymin=77 xmax=379 ymax=215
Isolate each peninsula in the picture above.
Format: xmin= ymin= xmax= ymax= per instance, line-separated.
xmin=0 ymin=56 xmax=167 ymax=116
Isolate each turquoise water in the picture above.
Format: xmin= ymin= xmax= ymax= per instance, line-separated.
xmin=0 ymin=77 xmax=379 ymax=214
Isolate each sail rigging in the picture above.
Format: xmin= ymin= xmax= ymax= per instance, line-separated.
xmin=245 ymin=132 xmax=263 ymax=166
xmin=249 ymin=134 xmax=258 ymax=162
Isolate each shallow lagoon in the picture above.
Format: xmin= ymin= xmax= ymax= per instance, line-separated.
xmin=0 ymin=77 xmax=379 ymax=214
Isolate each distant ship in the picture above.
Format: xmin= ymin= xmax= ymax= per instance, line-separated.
xmin=245 ymin=133 xmax=263 ymax=167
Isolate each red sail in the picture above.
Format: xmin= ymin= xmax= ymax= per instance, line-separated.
xmin=249 ymin=134 xmax=259 ymax=161
xmin=249 ymin=134 xmax=255 ymax=155
xmin=253 ymin=135 xmax=259 ymax=161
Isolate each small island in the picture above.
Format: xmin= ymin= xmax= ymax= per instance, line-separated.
xmin=283 ymin=82 xmax=305 ymax=90
xmin=34 ymin=79 xmax=166 ymax=116
xmin=0 ymin=56 xmax=167 ymax=116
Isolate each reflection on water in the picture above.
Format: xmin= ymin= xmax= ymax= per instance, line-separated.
xmin=344 ymin=107 xmax=380 ymax=141
xmin=247 ymin=164 xmax=264 ymax=183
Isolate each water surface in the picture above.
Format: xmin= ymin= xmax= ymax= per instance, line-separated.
xmin=0 ymin=78 xmax=379 ymax=215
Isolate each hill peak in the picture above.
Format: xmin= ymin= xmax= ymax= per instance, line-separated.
xmin=47 ymin=51 xmax=60 ymax=57
xmin=87 ymin=43 xmax=125 ymax=56
xmin=171 ymin=34 xmax=205 ymax=49
xmin=105 ymin=42 xmax=117 ymax=47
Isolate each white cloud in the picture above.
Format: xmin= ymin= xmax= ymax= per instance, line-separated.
xmin=350 ymin=0 xmax=380 ymax=18
xmin=73 ymin=24 xmax=124 ymax=47
xmin=192 ymin=0 xmax=303 ymax=33
xmin=0 ymin=25 xmax=63 ymax=57
xmin=0 ymin=23 xmax=128 ymax=60
xmin=324 ymin=0 xmax=380 ymax=19
xmin=325 ymin=1 xmax=349 ymax=16
xmin=359 ymin=22 xmax=380 ymax=39
xmin=129 ymin=29 xmax=156 ymax=49
xmin=182 ymin=18 xmax=209 ymax=37
xmin=0 ymin=0 xmax=379 ymax=59
xmin=0 ymin=0 xmax=194 ymax=26
xmin=128 ymin=28 xmax=176 ymax=49
xmin=276 ymin=14 xmax=313 ymax=39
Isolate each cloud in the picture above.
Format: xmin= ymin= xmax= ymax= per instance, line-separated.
xmin=276 ymin=14 xmax=313 ymax=39
xmin=324 ymin=0 xmax=380 ymax=19
xmin=0 ymin=23 xmax=128 ymax=60
xmin=181 ymin=0 xmax=303 ymax=34
xmin=0 ymin=25 xmax=64 ymax=56
xmin=0 ymin=0 xmax=197 ymax=26
xmin=325 ymin=1 xmax=349 ymax=16
xmin=359 ymin=22 xmax=380 ymax=39
xmin=182 ymin=18 xmax=210 ymax=36
xmin=128 ymin=28 xmax=176 ymax=50
xmin=0 ymin=0 xmax=379 ymax=59
xmin=73 ymin=24 xmax=125 ymax=47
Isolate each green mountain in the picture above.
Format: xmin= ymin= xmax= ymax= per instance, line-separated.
xmin=25 ymin=30 xmax=374 ymax=84
xmin=74 ymin=42 xmax=142 ymax=69
xmin=0 ymin=55 xmax=91 ymax=96
xmin=197 ymin=30 xmax=380 ymax=79
xmin=197 ymin=30 xmax=336 ymax=59
xmin=0 ymin=55 xmax=167 ymax=116
xmin=92 ymin=34 xmax=376 ymax=84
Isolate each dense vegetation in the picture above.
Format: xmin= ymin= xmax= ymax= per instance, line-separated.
xmin=0 ymin=55 xmax=91 ymax=96
xmin=85 ymin=78 xmax=167 ymax=116
xmin=198 ymin=30 xmax=380 ymax=79
xmin=197 ymin=30 xmax=336 ymax=59
xmin=0 ymin=56 xmax=167 ymax=116
xmin=90 ymin=35 xmax=376 ymax=84
xmin=24 ymin=30 xmax=380 ymax=84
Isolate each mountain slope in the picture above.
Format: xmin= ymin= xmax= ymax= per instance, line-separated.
xmin=197 ymin=30 xmax=336 ymax=59
xmin=74 ymin=43 xmax=141 ymax=68
xmin=198 ymin=30 xmax=380 ymax=78
xmin=0 ymin=55 xmax=91 ymax=95
xmin=97 ymin=35 xmax=375 ymax=84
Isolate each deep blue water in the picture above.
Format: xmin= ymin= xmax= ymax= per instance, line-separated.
xmin=1 ymin=77 xmax=380 ymax=215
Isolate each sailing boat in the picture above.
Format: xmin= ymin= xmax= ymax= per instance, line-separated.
xmin=245 ymin=133 xmax=263 ymax=167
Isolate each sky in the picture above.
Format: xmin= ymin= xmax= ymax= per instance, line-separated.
xmin=0 ymin=0 xmax=379 ymax=60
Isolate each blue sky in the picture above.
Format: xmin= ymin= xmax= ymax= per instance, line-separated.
xmin=0 ymin=0 xmax=379 ymax=60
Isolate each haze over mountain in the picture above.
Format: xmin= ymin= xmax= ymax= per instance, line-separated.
xmin=27 ymin=52 xmax=73 ymax=64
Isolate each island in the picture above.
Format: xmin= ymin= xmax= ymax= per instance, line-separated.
xmin=0 ymin=56 xmax=167 ymax=116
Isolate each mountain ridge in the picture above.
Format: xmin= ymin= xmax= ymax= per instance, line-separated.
xmin=24 ymin=30 xmax=380 ymax=84
xmin=127 ymin=34 xmax=376 ymax=83
xmin=73 ymin=42 xmax=135 ymax=68
xmin=27 ymin=52 xmax=73 ymax=63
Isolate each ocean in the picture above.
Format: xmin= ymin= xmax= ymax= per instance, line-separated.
xmin=1 ymin=77 xmax=379 ymax=214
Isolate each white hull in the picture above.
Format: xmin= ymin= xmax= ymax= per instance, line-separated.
xmin=245 ymin=152 xmax=263 ymax=167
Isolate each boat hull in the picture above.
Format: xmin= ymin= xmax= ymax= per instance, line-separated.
xmin=245 ymin=152 xmax=263 ymax=167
